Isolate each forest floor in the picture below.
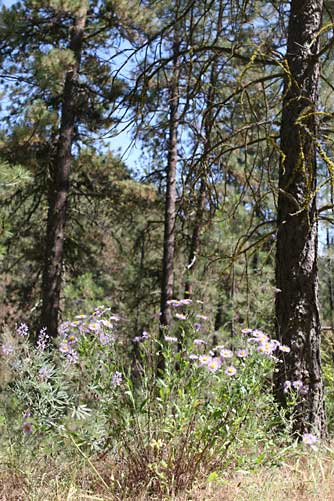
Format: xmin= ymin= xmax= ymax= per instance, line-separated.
xmin=1 ymin=447 xmax=334 ymax=501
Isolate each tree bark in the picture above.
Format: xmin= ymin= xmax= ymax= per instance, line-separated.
xmin=41 ymin=5 xmax=87 ymax=337
xmin=159 ymin=33 xmax=180 ymax=331
xmin=274 ymin=0 xmax=325 ymax=436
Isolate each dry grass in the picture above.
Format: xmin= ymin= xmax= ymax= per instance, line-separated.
xmin=1 ymin=446 xmax=334 ymax=501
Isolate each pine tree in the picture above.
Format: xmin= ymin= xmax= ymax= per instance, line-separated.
xmin=274 ymin=0 xmax=326 ymax=436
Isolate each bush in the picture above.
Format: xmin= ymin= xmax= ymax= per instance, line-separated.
xmin=0 ymin=300 xmax=295 ymax=496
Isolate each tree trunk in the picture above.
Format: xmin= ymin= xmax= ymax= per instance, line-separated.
xmin=274 ymin=0 xmax=325 ymax=436
xmin=159 ymin=33 xmax=180 ymax=332
xmin=184 ymin=3 xmax=223 ymax=298
xmin=41 ymin=5 xmax=87 ymax=337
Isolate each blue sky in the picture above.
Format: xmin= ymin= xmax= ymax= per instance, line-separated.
xmin=0 ymin=0 xmax=142 ymax=171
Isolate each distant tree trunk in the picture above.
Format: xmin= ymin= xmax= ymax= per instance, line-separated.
xmin=274 ymin=0 xmax=325 ymax=436
xmin=159 ymin=32 xmax=180 ymax=331
xmin=41 ymin=5 xmax=87 ymax=337
xmin=184 ymin=180 xmax=206 ymax=297
xmin=184 ymin=3 xmax=223 ymax=298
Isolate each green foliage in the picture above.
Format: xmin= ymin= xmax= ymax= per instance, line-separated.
xmin=0 ymin=303 xmax=295 ymax=497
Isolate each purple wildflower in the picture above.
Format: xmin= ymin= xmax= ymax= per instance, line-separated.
xmin=89 ymin=322 xmax=101 ymax=332
xmin=241 ymin=328 xmax=253 ymax=335
xmin=1 ymin=344 xmax=13 ymax=356
xmin=292 ymin=380 xmax=304 ymax=391
xmin=112 ymin=371 xmax=123 ymax=387
xmin=98 ymin=331 xmax=115 ymax=345
xmin=65 ymin=349 xmax=78 ymax=364
xmin=279 ymin=345 xmax=291 ymax=353
xmin=67 ymin=334 xmax=77 ymax=345
xmin=37 ymin=327 xmax=49 ymax=351
xmin=225 ymin=366 xmax=237 ymax=376
xmin=257 ymin=343 xmax=274 ymax=355
xmin=189 ymin=354 xmax=199 ymax=360
xmin=236 ymin=349 xmax=248 ymax=358
xmin=207 ymin=357 xmax=222 ymax=373
xmin=220 ymin=348 xmax=233 ymax=359
xmin=194 ymin=323 xmax=202 ymax=331
xmin=199 ymin=354 xmax=211 ymax=366
xmin=59 ymin=342 xmax=70 ymax=353
xmin=283 ymin=380 xmax=292 ymax=393
xmin=194 ymin=338 xmax=206 ymax=345
xmin=302 ymin=433 xmax=317 ymax=446
xmin=16 ymin=322 xmax=29 ymax=337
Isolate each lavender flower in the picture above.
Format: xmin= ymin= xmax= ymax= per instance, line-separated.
xmin=37 ymin=327 xmax=49 ymax=351
xmin=225 ymin=366 xmax=237 ymax=377
xmin=189 ymin=354 xmax=199 ymax=360
xmin=194 ymin=323 xmax=202 ymax=331
xmin=292 ymin=380 xmax=304 ymax=391
xmin=302 ymin=433 xmax=317 ymax=446
xmin=241 ymin=328 xmax=253 ymax=335
xmin=67 ymin=334 xmax=77 ymax=345
xmin=88 ymin=322 xmax=101 ymax=332
xmin=1 ymin=344 xmax=13 ymax=356
xmin=257 ymin=343 xmax=274 ymax=355
xmin=207 ymin=357 xmax=222 ymax=373
xmin=199 ymin=354 xmax=211 ymax=366
xmin=59 ymin=341 xmax=70 ymax=353
xmin=283 ymin=380 xmax=292 ymax=393
xmin=65 ymin=349 xmax=78 ymax=364
xmin=16 ymin=322 xmax=29 ymax=337
xmin=220 ymin=348 xmax=233 ymax=359
xmin=236 ymin=349 xmax=248 ymax=358
xmin=279 ymin=345 xmax=291 ymax=353
xmin=112 ymin=371 xmax=123 ymax=387
xmin=194 ymin=338 xmax=206 ymax=345
xmin=98 ymin=331 xmax=115 ymax=345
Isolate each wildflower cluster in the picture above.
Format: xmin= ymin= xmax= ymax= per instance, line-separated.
xmin=37 ymin=327 xmax=49 ymax=351
xmin=283 ymin=379 xmax=308 ymax=395
xmin=58 ymin=306 xmax=118 ymax=363
xmin=246 ymin=329 xmax=288 ymax=357
xmin=187 ymin=327 xmax=284 ymax=377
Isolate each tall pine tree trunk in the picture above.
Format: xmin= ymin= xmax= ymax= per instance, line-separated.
xmin=274 ymin=0 xmax=325 ymax=436
xmin=184 ymin=3 xmax=223 ymax=298
xmin=41 ymin=5 xmax=87 ymax=337
xmin=159 ymin=33 xmax=180 ymax=330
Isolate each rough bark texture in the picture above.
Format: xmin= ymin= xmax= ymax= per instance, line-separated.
xmin=160 ymin=34 xmax=180 ymax=331
xmin=275 ymin=0 xmax=325 ymax=435
xmin=41 ymin=6 xmax=87 ymax=337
